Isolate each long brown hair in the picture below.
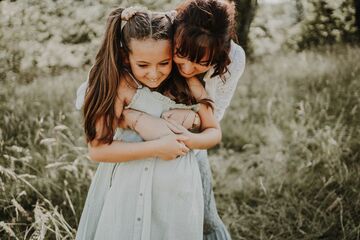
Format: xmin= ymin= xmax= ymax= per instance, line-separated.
xmin=174 ymin=0 xmax=236 ymax=80
xmin=84 ymin=8 xmax=174 ymax=144
xmin=84 ymin=7 xmax=209 ymax=145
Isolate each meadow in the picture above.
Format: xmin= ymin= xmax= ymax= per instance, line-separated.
xmin=1 ymin=45 xmax=360 ymax=239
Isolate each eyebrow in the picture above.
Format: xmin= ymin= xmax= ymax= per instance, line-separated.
xmin=136 ymin=58 xmax=171 ymax=64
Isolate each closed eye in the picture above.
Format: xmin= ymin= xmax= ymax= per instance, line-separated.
xmin=199 ymin=62 xmax=210 ymax=67
xmin=159 ymin=61 xmax=170 ymax=66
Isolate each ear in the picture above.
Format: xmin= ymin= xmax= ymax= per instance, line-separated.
xmin=120 ymin=50 xmax=130 ymax=65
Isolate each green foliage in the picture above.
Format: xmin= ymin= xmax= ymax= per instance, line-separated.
xmin=289 ymin=0 xmax=359 ymax=50
xmin=0 ymin=0 xmax=180 ymax=83
xmin=1 ymin=45 xmax=359 ymax=239
xmin=0 ymin=70 xmax=91 ymax=239
xmin=1 ymin=0 xmax=360 ymax=239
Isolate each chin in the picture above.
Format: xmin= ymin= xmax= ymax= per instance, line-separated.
xmin=179 ymin=70 xmax=195 ymax=78
xmin=144 ymin=80 xmax=165 ymax=89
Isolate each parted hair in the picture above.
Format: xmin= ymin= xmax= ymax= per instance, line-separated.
xmin=84 ymin=8 xmax=175 ymax=144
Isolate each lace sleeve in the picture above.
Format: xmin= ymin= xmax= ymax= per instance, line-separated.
xmin=214 ymin=43 xmax=245 ymax=121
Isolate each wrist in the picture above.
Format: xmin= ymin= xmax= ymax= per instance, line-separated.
xmin=149 ymin=139 xmax=162 ymax=158
xmin=184 ymin=132 xmax=196 ymax=149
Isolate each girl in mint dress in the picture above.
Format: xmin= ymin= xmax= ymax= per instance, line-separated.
xmin=76 ymin=7 xmax=221 ymax=240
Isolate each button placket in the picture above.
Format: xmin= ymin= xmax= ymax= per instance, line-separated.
xmin=133 ymin=160 xmax=153 ymax=240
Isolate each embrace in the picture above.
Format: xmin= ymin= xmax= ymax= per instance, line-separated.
xmin=75 ymin=0 xmax=245 ymax=239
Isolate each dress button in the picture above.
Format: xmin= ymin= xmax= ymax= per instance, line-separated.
xmin=139 ymin=193 xmax=143 ymax=196
xmin=137 ymin=217 xmax=141 ymax=221
xmin=144 ymin=167 xmax=148 ymax=171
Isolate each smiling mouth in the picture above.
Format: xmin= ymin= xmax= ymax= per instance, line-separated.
xmin=179 ymin=68 xmax=195 ymax=76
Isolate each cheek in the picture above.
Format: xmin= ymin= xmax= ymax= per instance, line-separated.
xmin=131 ymin=66 xmax=146 ymax=78
xmin=161 ymin=62 xmax=173 ymax=75
xmin=173 ymin=55 xmax=183 ymax=64
xmin=196 ymin=65 xmax=211 ymax=74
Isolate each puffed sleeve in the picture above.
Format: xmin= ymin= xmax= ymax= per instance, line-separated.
xmin=213 ymin=42 xmax=246 ymax=121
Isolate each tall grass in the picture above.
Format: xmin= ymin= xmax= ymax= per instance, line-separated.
xmin=216 ymin=45 xmax=360 ymax=240
xmin=0 ymin=45 xmax=359 ymax=239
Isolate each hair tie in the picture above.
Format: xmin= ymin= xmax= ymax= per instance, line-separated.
xmin=165 ymin=10 xmax=177 ymax=24
xmin=121 ymin=6 xmax=148 ymax=30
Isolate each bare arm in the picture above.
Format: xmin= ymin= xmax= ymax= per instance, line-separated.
xmin=181 ymin=77 xmax=221 ymax=149
xmin=120 ymin=109 xmax=200 ymax=141
xmin=88 ymin=85 xmax=190 ymax=163
xmin=89 ymin=134 xmax=189 ymax=162
xmin=120 ymin=78 xmax=221 ymax=150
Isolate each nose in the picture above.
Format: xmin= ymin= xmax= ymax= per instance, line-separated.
xmin=147 ymin=67 xmax=159 ymax=79
xmin=179 ymin=61 xmax=194 ymax=75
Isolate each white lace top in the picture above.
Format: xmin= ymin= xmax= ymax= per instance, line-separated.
xmin=203 ymin=41 xmax=246 ymax=121
xmin=75 ymin=41 xmax=246 ymax=122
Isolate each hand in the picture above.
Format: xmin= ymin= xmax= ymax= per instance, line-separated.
xmin=155 ymin=134 xmax=190 ymax=160
xmin=162 ymin=109 xmax=197 ymax=130
xmin=164 ymin=119 xmax=195 ymax=149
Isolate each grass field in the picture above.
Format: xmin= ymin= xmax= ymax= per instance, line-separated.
xmin=1 ymin=45 xmax=359 ymax=239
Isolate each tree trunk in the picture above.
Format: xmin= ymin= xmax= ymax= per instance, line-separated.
xmin=355 ymin=0 xmax=360 ymax=35
xmin=295 ymin=0 xmax=304 ymax=23
xmin=233 ymin=0 xmax=258 ymax=55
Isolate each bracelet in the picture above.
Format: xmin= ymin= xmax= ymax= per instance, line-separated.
xmin=190 ymin=113 xmax=201 ymax=132
xmin=132 ymin=112 xmax=144 ymax=131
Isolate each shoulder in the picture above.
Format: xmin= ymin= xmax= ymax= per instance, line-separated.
xmin=218 ymin=41 xmax=246 ymax=86
xmin=206 ymin=41 xmax=245 ymax=85
xmin=228 ymin=41 xmax=246 ymax=71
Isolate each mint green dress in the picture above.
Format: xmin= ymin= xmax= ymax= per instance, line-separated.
xmin=76 ymin=86 xmax=204 ymax=240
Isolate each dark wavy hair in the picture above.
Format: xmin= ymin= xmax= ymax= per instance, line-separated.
xmin=174 ymin=0 xmax=236 ymax=80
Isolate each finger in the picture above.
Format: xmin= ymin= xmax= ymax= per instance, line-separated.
xmin=175 ymin=134 xmax=189 ymax=142
xmin=179 ymin=142 xmax=189 ymax=152
xmin=182 ymin=148 xmax=189 ymax=154
xmin=166 ymin=119 xmax=184 ymax=133
xmin=165 ymin=121 xmax=183 ymax=134
xmin=162 ymin=112 xmax=172 ymax=119
xmin=168 ymin=119 xmax=188 ymax=131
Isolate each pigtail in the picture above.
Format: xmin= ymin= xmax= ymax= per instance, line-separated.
xmin=84 ymin=7 xmax=125 ymax=144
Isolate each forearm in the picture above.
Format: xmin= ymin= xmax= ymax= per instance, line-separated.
xmin=89 ymin=140 xmax=160 ymax=163
xmin=187 ymin=128 xmax=221 ymax=149
xmin=122 ymin=109 xmax=174 ymax=141
xmin=187 ymin=100 xmax=222 ymax=149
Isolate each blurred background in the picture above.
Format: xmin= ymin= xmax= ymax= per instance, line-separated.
xmin=0 ymin=0 xmax=359 ymax=239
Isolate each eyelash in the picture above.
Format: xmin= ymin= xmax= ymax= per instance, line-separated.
xmin=137 ymin=62 xmax=169 ymax=68
xmin=199 ymin=63 xmax=209 ymax=67
xmin=176 ymin=52 xmax=186 ymax=58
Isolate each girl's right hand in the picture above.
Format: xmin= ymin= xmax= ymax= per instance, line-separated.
xmin=154 ymin=134 xmax=190 ymax=160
